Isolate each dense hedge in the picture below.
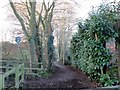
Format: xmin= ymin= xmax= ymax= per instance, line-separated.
xmin=70 ymin=3 xmax=118 ymax=86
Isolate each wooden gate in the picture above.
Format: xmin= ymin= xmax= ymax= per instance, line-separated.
xmin=0 ymin=60 xmax=24 ymax=90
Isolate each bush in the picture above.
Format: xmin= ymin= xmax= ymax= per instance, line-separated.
xmin=70 ymin=2 xmax=118 ymax=86
xmin=100 ymin=74 xmax=119 ymax=86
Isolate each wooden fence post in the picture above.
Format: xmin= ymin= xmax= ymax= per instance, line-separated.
xmin=6 ymin=63 xmax=9 ymax=82
xmin=21 ymin=64 xmax=24 ymax=82
xmin=0 ymin=74 xmax=4 ymax=90
xmin=15 ymin=66 xmax=19 ymax=88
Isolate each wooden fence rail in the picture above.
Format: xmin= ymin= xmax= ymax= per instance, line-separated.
xmin=0 ymin=59 xmax=46 ymax=89
xmin=0 ymin=60 xmax=43 ymax=75
xmin=0 ymin=63 xmax=24 ymax=90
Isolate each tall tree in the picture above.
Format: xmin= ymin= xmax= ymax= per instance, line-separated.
xmin=53 ymin=0 xmax=75 ymax=64
xmin=9 ymin=0 xmax=37 ymax=68
xmin=9 ymin=0 xmax=56 ymax=69
xmin=41 ymin=0 xmax=55 ymax=69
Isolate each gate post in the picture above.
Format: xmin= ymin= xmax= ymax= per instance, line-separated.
xmin=15 ymin=66 xmax=19 ymax=88
xmin=0 ymin=74 xmax=4 ymax=90
xmin=21 ymin=64 xmax=24 ymax=81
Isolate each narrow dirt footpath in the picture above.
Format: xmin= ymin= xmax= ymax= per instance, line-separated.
xmin=23 ymin=61 xmax=98 ymax=89
xmin=52 ymin=61 xmax=79 ymax=81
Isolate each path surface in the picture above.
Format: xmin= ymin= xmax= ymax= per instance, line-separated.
xmin=23 ymin=61 xmax=98 ymax=89
xmin=52 ymin=61 xmax=78 ymax=81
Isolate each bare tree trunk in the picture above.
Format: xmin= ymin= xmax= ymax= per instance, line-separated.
xmin=45 ymin=38 xmax=49 ymax=68
xmin=34 ymin=28 xmax=42 ymax=68
xmin=29 ymin=38 xmax=36 ymax=70
xmin=40 ymin=1 xmax=55 ymax=69
xmin=9 ymin=0 xmax=56 ymax=70
xmin=58 ymin=40 xmax=62 ymax=60
xmin=62 ymin=29 xmax=65 ymax=64
xmin=47 ymin=31 xmax=55 ymax=69
xmin=9 ymin=1 xmax=36 ymax=68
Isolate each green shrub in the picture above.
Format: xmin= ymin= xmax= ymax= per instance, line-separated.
xmin=70 ymin=2 xmax=119 ymax=86
xmin=100 ymin=74 xmax=119 ymax=86
xmin=37 ymin=69 xmax=52 ymax=77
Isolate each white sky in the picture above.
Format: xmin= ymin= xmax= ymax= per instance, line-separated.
xmin=0 ymin=0 xmax=11 ymax=42
xmin=0 ymin=0 xmax=118 ymax=42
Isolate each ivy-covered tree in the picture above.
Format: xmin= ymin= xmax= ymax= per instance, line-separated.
xmin=9 ymin=0 xmax=56 ymax=70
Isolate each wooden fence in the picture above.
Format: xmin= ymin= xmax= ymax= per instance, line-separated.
xmin=0 ymin=59 xmax=42 ymax=72
xmin=0 ymin=60 xmax=24 ymax=90
xmin=0 ymin=59 xmax=44 ymax=89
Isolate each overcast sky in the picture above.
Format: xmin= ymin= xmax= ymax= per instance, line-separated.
xmin=0 ymin=0 xmax=117 ymax=42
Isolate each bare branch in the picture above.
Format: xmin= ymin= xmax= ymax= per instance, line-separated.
xmin=26 ymin=1 xmax=31 ymax=16
xmin=37 ymin=2 xmax=44 ymax=27
xmin=43 ymin=1 xmax=47 ymax=11
xmin=70 ymin=0 xmax=81 ymax=9
xmin=9 ymin=0 xmax=30 ymax=40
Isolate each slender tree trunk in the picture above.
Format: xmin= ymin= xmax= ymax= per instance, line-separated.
xmin=58 ymin=39 xmax=63 ymax=62
xmin=29 ymin=1 xmax=37 ymax=70
xmin=29 ymin=38 xmax=36 ymax=69
xmin=103 ymin=40 xmax=106 ymax=48
xmin=45 ymin=38 xmax=49 ymax=68
xmin=102 ymin=40 xmax=107 ymax=74
xmin=62 ymin=30 xmax=65 ymax=64
xmin=47 ymin=31 xmax=55 ymax=69
xmin=34 ymin=28 xmax=42 ymax=68
xmin=58 ymin=41 xmax=61 ymax=60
